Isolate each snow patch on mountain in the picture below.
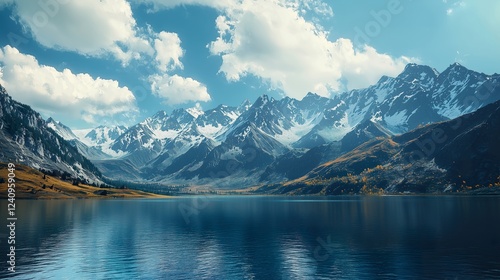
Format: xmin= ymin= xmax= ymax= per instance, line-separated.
xmin=153 ymin=129 xmax=179 ymax=140
xmin=186 ymin=104 xmax=205 ymax=118
xmin=197 ymin=124 xmax=224 ymax=140
xmin=46 ymin=118 xmax=78 ymax=141
xmin=274 ymin=119 xmax=318 ymax=146
xmin=73 ymin=129 xmax=93 ymax=142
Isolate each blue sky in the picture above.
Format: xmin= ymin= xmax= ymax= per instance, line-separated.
xmin=0 ymin=0 xmax=498 ymax=129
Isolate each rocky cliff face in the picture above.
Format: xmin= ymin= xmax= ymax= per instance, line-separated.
xmin=0 ymin=85 xmax=101 ymax=183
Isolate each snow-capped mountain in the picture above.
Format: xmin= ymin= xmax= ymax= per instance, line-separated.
xmin=46 ymin=118 xmax=111 ymax=160
xmin=377 ymin=63 xmax=498 ymax=128
xmin=43 ymin=63 xmax=500 ymax=188
xmin=195 ymin=104 xmax=240 ymax=139
xmin=260 ymin=120 xmax=393 ymax=183
xmin=82 ymin=125 xmax=128 ymax=146
xmin=70 ymin=125 xmax=128 ymax=159
xmin=261 ymin=99 xmax=500 ymax=195
xmin=295 ymin=63 xmax=500 ymax=145
xmin=44 ymin=120 xmax=129 ymax=160
xmin=0 ymin=85 xmax=102 ymax=183
xmin=226 ymin=95 xmax=326 ymax=145
xmin=91 ymin=101 xmax=252 ymax=180
xmin=46 ymin=117 xmax=79 ymax=141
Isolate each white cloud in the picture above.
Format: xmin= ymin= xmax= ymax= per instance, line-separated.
xmin=2 ymin=0 xmax=212 ymax=107
xmin=154 ymin=31 xmax=184 ymax=72
xmin=5 ymin=0 xmax=153 ymax=65
xmin=207 ymin=0 xmax=413 ymax=99
xmin=149 ymin=74 xmax=211 ymax=104
xmin=0 ymin=45 xmax=137 ymax=124
xmin=334 ymin=42 xmax=413 ymax=90
xmin=138 ymin=0 xmax=413 ymax=99
xmin=149 ymin=32 xmax=211 ymax=104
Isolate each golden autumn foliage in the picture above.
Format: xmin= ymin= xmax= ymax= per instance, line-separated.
xmin=0 ymin=162 xmax=168 ymax=199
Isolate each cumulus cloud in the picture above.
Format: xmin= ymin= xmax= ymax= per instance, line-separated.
xmin=1 ymin=0 xmax=213 ymax=106
xmin=208 ymin=0 xmax=413 ymax=98
xmin=148 ymin=32 xmax=212 ymax=104
xmin=154 ymin=31 xmax=184 ymax=72
xmin=139 ymin=0 xmax=413 ymax=99
xmin=149 ymin=74 xmax=211 ymax=105
xmin=5 ymin=0 xmax=153 ymax=65
xmin=0 ymin=45 xmax=137 ymax=124
xmin=147 ymin=30 xmax=211 ymax=104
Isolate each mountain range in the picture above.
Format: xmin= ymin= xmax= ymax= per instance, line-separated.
xmin=1 ymin=62 xmax=499 ymax=192
xmin=260 ymin=99 xmax=500 ymax=195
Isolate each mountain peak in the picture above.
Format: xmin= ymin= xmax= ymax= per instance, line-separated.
xmin=237 ymin=99 xmax=252 ymax=114
xmin=152 ymin=110 xmax=168 ymax=119
xmin=376 ymin=75 xmax=393 ymax=84
xmin=444 ymin=62 xmax=468 ymax=73
xmin=186 ymin=104 xmax=204 ymax=118
xmin=46 ymin=118 xmax=77 ymax=132
xmin=240 ymin=99 xmax=251 ymax=106
xmin=438 ymin=62 xmax=475 ymax=82
xmin=401 ymin=63 xmax=439 ymax=75
xmin=171 ymin=108 xmax=196 ymax=125
xmin=304 ymin=92 xmax=320 ymax=98
xmin=253 ymin=94 xmax=275 ymax=107
xmin=404 ymin=63 xmax=419 ymax=69
xmin=302 ymin=92 xmax=329 ymax=102
xmin=397 ymin=63 xmax=439 ymax=84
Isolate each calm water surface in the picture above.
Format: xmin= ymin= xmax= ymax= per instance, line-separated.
xmin=1 ymin=196 xmax=500 ymax=279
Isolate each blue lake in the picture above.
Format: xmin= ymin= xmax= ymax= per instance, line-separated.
xmin=1 ymin=196 xmax=500 ymax=279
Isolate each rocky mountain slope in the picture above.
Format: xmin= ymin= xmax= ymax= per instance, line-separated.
xmin=259 ymin=100 xmax=500 ymax=195
xmin=0 ymin=85 xmax=102 ymax=183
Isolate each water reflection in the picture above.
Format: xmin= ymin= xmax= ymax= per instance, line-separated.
xmin=0 ymin=196 xmax=499 ymax=279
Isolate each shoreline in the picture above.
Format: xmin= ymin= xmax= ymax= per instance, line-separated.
xmin=5 ymin=191 xmax=499 ymax=200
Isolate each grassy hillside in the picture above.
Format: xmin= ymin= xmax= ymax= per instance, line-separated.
xmin=0 ymin=162 xmax=168 ymax=199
